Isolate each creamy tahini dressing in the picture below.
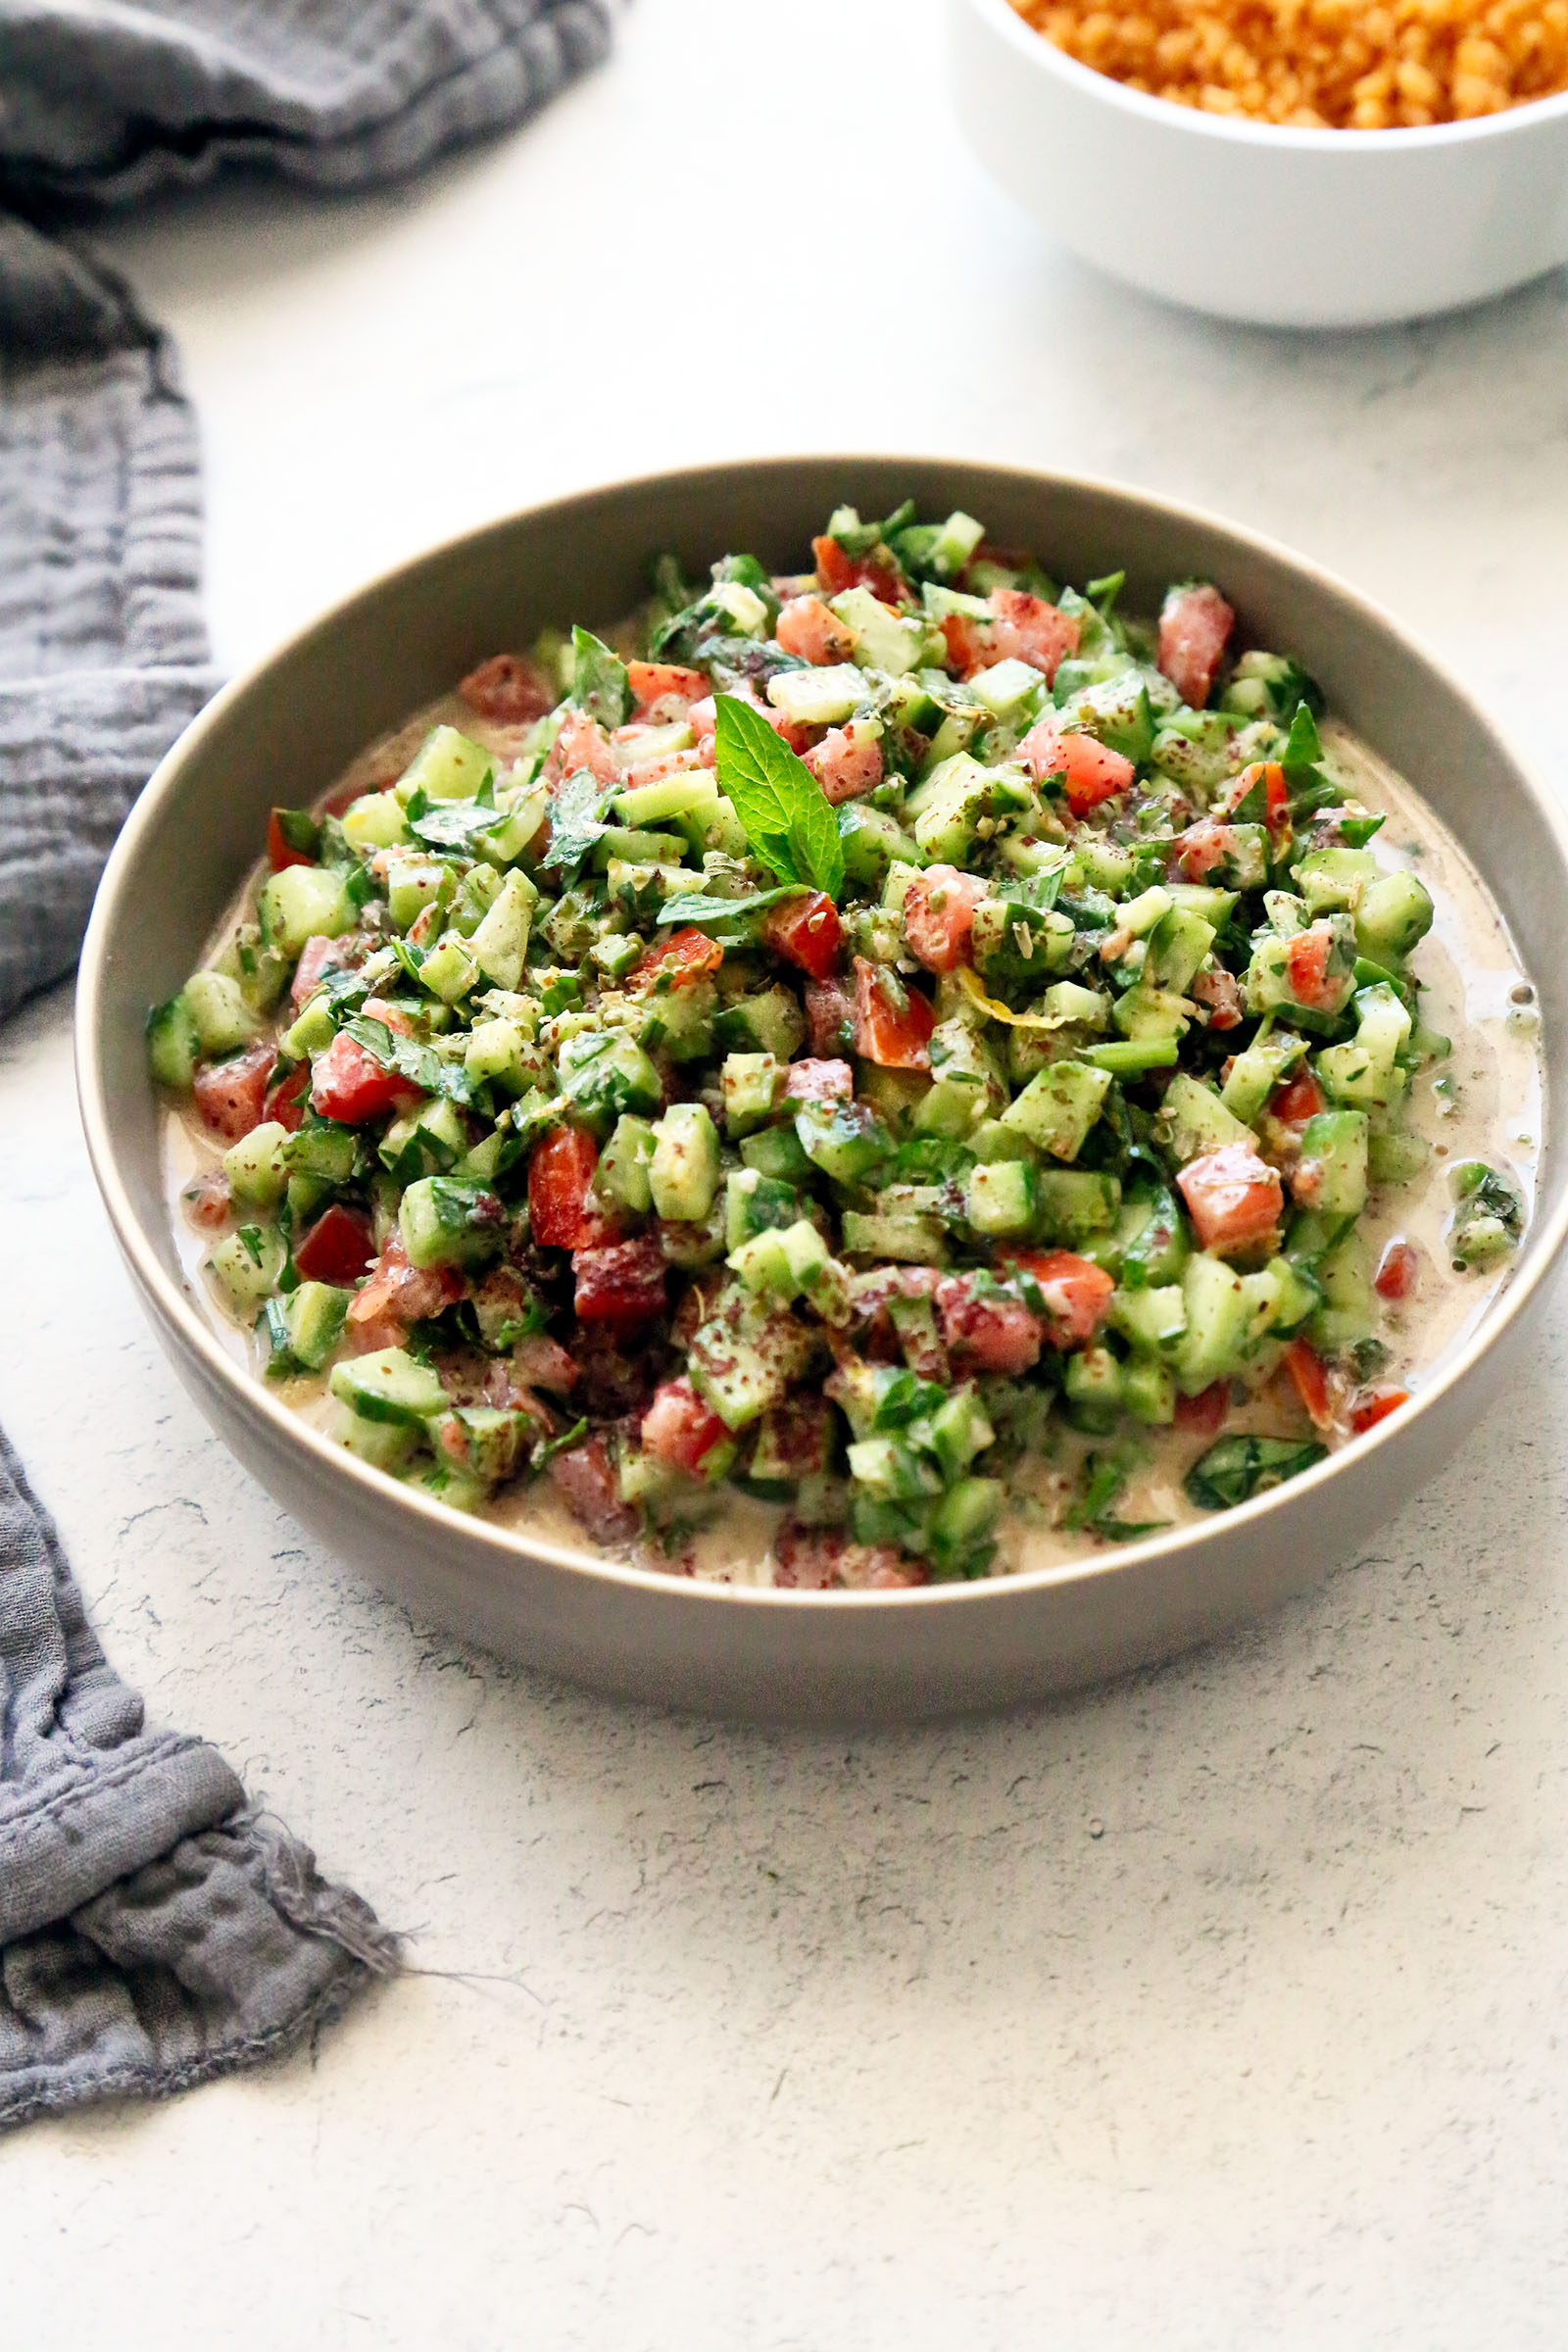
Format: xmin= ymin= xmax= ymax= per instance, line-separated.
xmin=164 ymin=711 xmax=1544 ymax=1585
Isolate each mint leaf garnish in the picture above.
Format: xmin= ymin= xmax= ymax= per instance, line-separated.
xmin=541 ymin=768 xmax=617 ymax=878
xmin=569 ymin=626 xmax=631 ymax=729
xmin=712 ymin=694 xmax=845 ymax=902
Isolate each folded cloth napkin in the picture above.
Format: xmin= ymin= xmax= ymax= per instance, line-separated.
xmin=0 ymin=0 xmax=612 ymax=2131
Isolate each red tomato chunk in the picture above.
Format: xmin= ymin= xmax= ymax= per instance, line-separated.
xmin=763 ymin=892 xmax=843 ymax=981
xmin=529 ymin=1125 xmax=604 ymax=1250
xmin=193 ymin=1043 xmax=276 ymax=1142
xmin=293 ymin=1203 xmax=376 ymax=1286
xmin=1020 ymin=715 xmax=1134 ymax=816
xmin=574 ymin=1236 xmax=667 ymax=1328
xmin=1177 ymin=1145 xmax=1285 ymax=1254
xmin=901 ymin=865 xmax=990 ymax=972
xmin=853 ymin=958 xmax=934 ymax=1069
xmin=641 ymin=1377 xmax=728 ymax=1472
xmin=1157 ymin=581 xmax=1235 ymax=709
xmin=310 ymin=1031 xmax=419 ymax=1125
xmin=1374 ymin=1238 xmax=1420 ymax=1301
xmin=1004 ymin=1250 xmax=1116 ymax=1348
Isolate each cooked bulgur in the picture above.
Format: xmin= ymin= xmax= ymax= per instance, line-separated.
xmin=1010 ymin=0 xmax=1568 ymax=127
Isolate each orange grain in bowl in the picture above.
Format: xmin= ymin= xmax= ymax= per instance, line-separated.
xmin=1009 ymin=0 xmax=1568 ymax=128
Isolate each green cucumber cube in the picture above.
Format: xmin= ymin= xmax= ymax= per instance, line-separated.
xmin=999 ymin=1059 xmax=1111 ymax=1161
xmin=398 ymin=1176 xmax=505 ymax=1270
xmin=1295 ymin=1109 xmax=1369 ymax=1217
xmin=649 ymin=1102 xmax=720 ymax=1221
xmin=965 ymin=1158 xmax=1040 ymax=1238
xmin=259 ymin=864 xmax=356 ymax=956
xmin=185 ymin=968 xmax=264 ymax=1055
xmin=146 ymin=993 xmax=200 ymax=1090
xmin=222 ymin=1120 xmax=290 ymax=1209
xmin=395 ymin=724 xmax=492 ymax=804
xmin=329 ymin=1346 xmax=448 ymax=1425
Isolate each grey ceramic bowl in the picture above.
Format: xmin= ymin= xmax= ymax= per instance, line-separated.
xmin=76 ymin=459 xmax=1568 ymax=1722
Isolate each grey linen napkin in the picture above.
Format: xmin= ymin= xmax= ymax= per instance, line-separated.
xmin=0 ymin=0 xmax=611 ymax=2130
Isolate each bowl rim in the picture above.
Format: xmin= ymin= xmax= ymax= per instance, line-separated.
xmin=957 ymin=0 xmax=1568 ymax=151
xmin=75 ymin=453 xmax=1568 ymax=1620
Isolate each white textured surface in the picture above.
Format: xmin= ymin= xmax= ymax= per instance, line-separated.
xmin=8 ymin=0 xmax=1568 ymax=2338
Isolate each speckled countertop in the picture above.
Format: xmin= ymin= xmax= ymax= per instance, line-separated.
xmin=7 ymin=1 xmax=1568 ymax=2339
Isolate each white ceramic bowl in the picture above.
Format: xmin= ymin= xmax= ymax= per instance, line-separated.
xmin=77 ymin=459 xmax=1568 ymax=1723
xmin=950 ymin=0 xmax=1568 ymax=327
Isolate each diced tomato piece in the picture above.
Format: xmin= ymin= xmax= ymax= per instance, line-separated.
xmin=1374 ymin=1238 xmax=1420 ymax=1301
xmin=1270 ymin=1069 xmax=1325 ymax=1126
xmin=267 ymin=810 xmax=316 ymax=872
xmin=805 ymin=977 xmax=857 ymax=1058
xmin=1177 ymin=1144 xmax=1285 ymax=1254
xmin=613 ymin=732 xmax=707 ymax=793
xmin=293 ymin=1202 xmax=376 ymax=1286
xmin=1174 ymin=1381 xmax=1230 ymax=1438
xmin=291 ymin=931 xmax=360 ymax=1010
xmin=626 ymin=660 xmax=710 ymax=719
xmin=775 ymin=596 xmax=856 ymax=664
xmin=640 ymin=1376 xmax=728 ymax=1472
xmin=772 ymin=1523 xmax=924 ymax=1589
xmin=546 ymin=709 xmax=618 ymax=787
xmin=346 ymin=1236 xmax=464 ymax=1351
xmin=528 ymin=1124 xmax=605 ymax=1250
xmin=1172 ymin=818 xmax=1238 ymax=880
xmin=1018 ymin=714 xmax=1134 ymax=815
xmin=1286 ymin=926 xmax=1334 ymax=1009
xmin=900 ymin=865 xmax=991 ymax=973
xmin=192 ymin=1043 xmax=276 ymax=1142
xmin=943 ymin=590 xmax=1079 ymax=687
xmin=853 ymin=957 xmax=934 ymax=1069
xmin=360 ymin=995 xmax=416 ymax=1037
xmin=805 ymin=717 xmax=884 ymax=805
xmin=1157 ymin=582 xmax=1235 ymax=709
xmin=574 ymin=1236 xmax=666 ymax=1328
xmin=629 ymin=926 xmax=724 ymax=993
xmin=181 ymin=1169 xmax=232 ymax=1229
xmin=547 ymin=1436 xmax=639 ymax=1545
xmin=1194 ymin=966 xmax=1244 ymax=1029
xmin=1220 ymin=760 xmax=1289 ymax=831
xmin=812 ymin=535 xmax=905 ymax=604
xmin=460 ymin=651 xmax=554 ymax=725
xmin=763 ymin=892 xmax=843 ymax=981
xmin=1284 ymin=1339 xmax=1335 ymax=1429
xmin=309 ymin=1030 xmax=420 ymax=1125
xmin=783 ymin=1057 xmax=853 ymax=1103
xmin=1350 ymin=1387 xmax=1409 ymax=1435
xmin=1004 ymin=1250 xmax=1116 ymax=1348
xmin=937 ymin=1275 xmax=1043 ymax=1375
xmin=264 ymin=1060 xmax=310 ymax=1134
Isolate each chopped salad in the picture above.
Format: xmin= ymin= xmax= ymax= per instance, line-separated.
xmin=149 ymin=499 xmax=1527 ymax=1589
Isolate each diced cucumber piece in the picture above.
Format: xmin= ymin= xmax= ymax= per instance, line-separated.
xmin=1123 ymin=1352 xmax=1177 ymax=1425
xmin=406 ymin=1460 xmax=489 ymax=1515
xmin=689 ymin=1294 xmax=809 ymax=1431
xmin=592 ymin=827 xmax=687 ymax=871
xmin=1315 ymin=983 xmax=1412 ymax=1109
xmin=764 ymin=662 xmax=871 ymax=731
xmin=839 ymin=803 xmax=925 ymax=885
xmin=395 ymin=724 xmax=493 ymax=805
xmin=1368 ymin=1124 xmax=1431 ymax=1185
xmin=1000 ymin=1059 xmax=1112 ymax=1160
xmin=1063 ymin=1344 xmax=1123 ymax=1432
xmin=222 ymin=1120 xmax=290 ymax=1209
xmin=259 ymin=864 xmax=356 ymax=956
xmin=558 ymin=1028 xmax=662 ymax=1133
xmin=341 ymin=790 xmax=412 ymax=852
xmin=1058 ymin=670 xmax=1155 ymax=762
xmin=416 ymin=938 xmax=480 ymax=1004
xmin=379 ymin=1095 xmax=467 ymax=1181
xmin=714 ymin=986 xmax=808 ymax=1061
xmin=146 ymin=993 xmax=200 ymax=1090
xmin=731 ymin=1117 xmax=809 ymax=1183
xmin=276 ymin=1281 xmax=351 ymax=1373
xmin=905 ymin=752 xmax=1034 ymax=863
xmin=833 ymin=583 xmax=930 ymax=674
xmin=284 ymin=1122 xmax=358 ymax=1184
xmin=1245 ymin=913 xmax=1357 ymax=1019
xmin=282 ymin=996 xmax=337 ymax=1058
xmin=595 ymin=1114 xmax=656 ymax=1214
xmin=184 ymin=968 xmax=264 ymax=1055
xmin=384 ymin=856 xmax=449 ymax=935
xmin=465 ymin=1015 xmax=531 ymax=1093
xmin=207 ymin=1225 xmax=285 ymax=1315
xmin=926 ymin=1386 xmax=997 ymax=1481
xmin=1293 ymin=847 xmax=1377 ymax=914
xmin=1144 ymin=907 xmax=1216 ymax=996
xmin=1112 ymin=984 xmax=1192 ymax=1042
xmin=966 ymin=657 xmax=1047 ymax=720
xmin=649 ymin=1102 xmax=720 ymax=1221
xmin=323 ymin=1399 xmax=420 ymax=1473
xmin=429 ymin=1405 xmax=531 ymax=1486
xmin=1035 ymin=1169 xmax=1121 ymax=1242
xmin=1117 ymin=885 xmax=1173 ymax=939
xmin=1295 ymin=1108 xmax=1369 ymax=1217
xmin=925 ymin=1477 xmax=1005 ymax=1579
xmin=1175 ymin=1252 xmax=1250 ymax=1393
xmin=970 ymin=899 xmax=1074 ymax=985
xmin=1156 ymin=1071 xmax=1253 ymax=1164
xmin=1308 ymin=1229 xmax=1375 ymax=1352
xmin=1220 ymin=1030 xmax=1306 ymax=1124
xmin=965 ymin=1158 xmax=1040 ymax=1238
xmin=637 ymin=975 xmax=717 ymax=1064
xmin=1110 ymin=1284 xmax=1187 ymax=1353
xmin=330 ymin=1347 xmax=448 ymax=1425
xmin=589 ymin=931 xmax=646 ymax=983
xmin=796 ymin=1101 xmax=892 ymax=1186
xmin=729 ymin=1218 xmax=832 ymax=1304
xmin=612 ymin=768 xmax=718 ymax=827
xmin=725 ymin=1167 xmax=803 ymax=1249
xmin=1354 ymin=871 xmax=1434 ymax=963
xmin=840 ymin=1210 xmax=949 ymax=1265
xmin=468 ymin=869 xmax=537 ymax=991
xmin=847 ymin=1437 xmax=944 ymax=1499
xmin=398 ymin=1176 xmax=505 ymax=1271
